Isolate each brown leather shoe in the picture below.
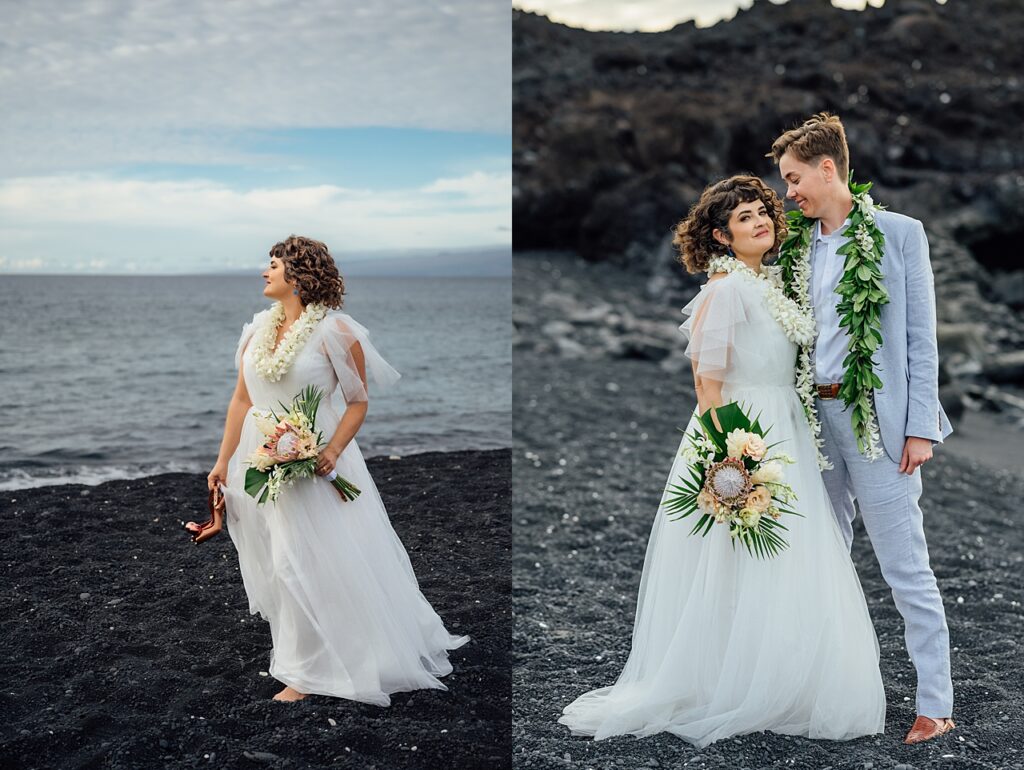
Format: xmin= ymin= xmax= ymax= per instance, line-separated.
xmin=182 ymin=487 xmax=226 ymax=545
xmin=904 ymin=715 xmax=956 ymax=744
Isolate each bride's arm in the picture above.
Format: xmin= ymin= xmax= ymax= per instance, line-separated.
xmin=691 ymin=273 xmax=728 ymax=431
xmin=215 ymin=363 xmax=253 ymax=466
xmin=321 ymin=341 xmax=369 ymax=459
xmin=693 ymin=366 xmax=726 ymax=433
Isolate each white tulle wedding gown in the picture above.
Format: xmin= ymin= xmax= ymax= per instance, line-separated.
xmin=558 ymin=271 xmax=886 ymax=746
xmin=220 ymin=307 xmax=469 ymax=705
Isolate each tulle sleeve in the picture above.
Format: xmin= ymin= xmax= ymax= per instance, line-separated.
xmin=678 ymin=275 xmax=750 ymax=382
xmin=234 ymin=309 xmax=268 ymax=370
xmin=320 ymin=312 xmax=401 ymax=403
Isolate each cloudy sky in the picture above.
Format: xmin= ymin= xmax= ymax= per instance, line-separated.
xmin=0 ymin=0 xmax=510 ymax=274
xmin=515 ymin=0 xmax=942 ymax=31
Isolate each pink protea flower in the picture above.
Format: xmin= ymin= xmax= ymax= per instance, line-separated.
xmin=262 ymin=420 xmax=304 ymax=461
xmin=704 ymin=458 xmax=753 ymax=507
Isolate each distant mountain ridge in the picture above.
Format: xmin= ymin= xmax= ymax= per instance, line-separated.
xmin=340 ymin=246 xmax=511 ymax=277
xmin=208 ymin=245 xmax=511 ymax=277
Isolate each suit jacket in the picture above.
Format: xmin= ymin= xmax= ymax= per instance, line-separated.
xmin=847 ymin=209 xmax=953 ymax=463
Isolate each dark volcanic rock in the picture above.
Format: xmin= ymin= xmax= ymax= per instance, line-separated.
xmin=0 ymin=449 xmax=511 ymax=770
xmin=513 ymin=0 xmax=1024 ymax=371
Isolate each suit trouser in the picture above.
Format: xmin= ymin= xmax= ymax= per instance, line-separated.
xmin=817 ymin=397 xmax=953 ymax=718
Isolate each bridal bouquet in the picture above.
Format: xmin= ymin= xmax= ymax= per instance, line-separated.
xmin=244 ymin=384 xmax=361 ymax=504
xmin=662 ymin=402 xmax=801 ymax=559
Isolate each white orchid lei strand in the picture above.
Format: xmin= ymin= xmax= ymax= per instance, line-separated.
xmin=776 ymin=175 xmax=889 ymax=462
xmin=707 ymin=255 xmax=831 ymax=470
xmin=706 ymin=256 xmax=816 ymax=346
xmin=781 ymin=237 xmax=832 ymax=470
xmin=251 ymin=301 xmax=328 ymax=382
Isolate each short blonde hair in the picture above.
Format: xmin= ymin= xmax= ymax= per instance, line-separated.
xmin=768 ymin=112 xmax=849 ymax=181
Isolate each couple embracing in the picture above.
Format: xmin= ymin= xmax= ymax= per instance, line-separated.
xmin=559 ymin=113 xmax=955 ymax=747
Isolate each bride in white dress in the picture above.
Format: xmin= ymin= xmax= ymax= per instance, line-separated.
xmin=558 ymin=176 xmax=885 ymax=746
xmin=206 ymin=235 xmax=469 ymax=705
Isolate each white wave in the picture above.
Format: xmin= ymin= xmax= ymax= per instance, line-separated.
xmin=0 ymin=461 xmax=208 ymax=491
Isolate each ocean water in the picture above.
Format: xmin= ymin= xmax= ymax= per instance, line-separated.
xmin=0 ymin=274 xmax=510 ymax=490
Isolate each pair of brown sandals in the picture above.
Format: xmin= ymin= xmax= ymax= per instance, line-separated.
xmin=182 ymin=487 xmax=226 ymax=545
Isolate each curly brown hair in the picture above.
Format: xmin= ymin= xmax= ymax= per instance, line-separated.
xmin=672 ymin=175 xmax=786 ymax=274
xmin=269 ymin=235 xmax=346 ymax=309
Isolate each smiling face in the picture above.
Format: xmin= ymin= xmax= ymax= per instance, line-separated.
xmin=778 ymin=152 xmax=835 ymax=219
xmin=261 ymin=256 xmax=294 ymax=301
xmin=714 ymin=199 xmax=775 ymax=260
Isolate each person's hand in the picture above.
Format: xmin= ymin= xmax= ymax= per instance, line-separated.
xmin=899 ymin=436 xmax=933 ymax=475
xmin=207 ymin=461 xmax=228 ymax=495
xmin=316 ymin=446 xmax=341 ymax=476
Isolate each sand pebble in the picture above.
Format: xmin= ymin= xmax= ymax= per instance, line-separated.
xmin=243 ymin=751 xmax=280 ymax=762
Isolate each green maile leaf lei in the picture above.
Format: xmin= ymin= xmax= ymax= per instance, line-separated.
xmin=777 ymin=173 xmax=889 ymax=462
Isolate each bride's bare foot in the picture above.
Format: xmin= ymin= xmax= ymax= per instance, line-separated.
xmin=272 ymin=685 xmax=308 ymax=702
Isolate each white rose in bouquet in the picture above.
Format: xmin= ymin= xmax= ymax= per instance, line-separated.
xmin=751 ymin=461 xmax=783 ymax=484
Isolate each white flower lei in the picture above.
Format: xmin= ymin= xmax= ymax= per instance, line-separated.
xmin=785 ymin=244 xmax=831 ymax=470
xmin=707 ymin=255 xmax=831 ymax=470
xmin=780 ymin=184 xmax=887 ymax=463
xmin=706 ymin=256 xmax=816 ymax=346
xmin=250 ymin=301 xmax=328 ymax=382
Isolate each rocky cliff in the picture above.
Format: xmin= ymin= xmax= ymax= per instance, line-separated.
xmin=514 ymin=0 xmax=1024 ymax=415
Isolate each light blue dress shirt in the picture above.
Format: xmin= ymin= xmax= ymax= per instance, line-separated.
xmin=810 ymin=216 xmax=853 ymax=383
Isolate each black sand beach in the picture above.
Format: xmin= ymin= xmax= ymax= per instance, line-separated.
xmin=0 ymin=448 xmax=510 ymax=770
xmin=512 ymin=253 xmax=1024 ymax=770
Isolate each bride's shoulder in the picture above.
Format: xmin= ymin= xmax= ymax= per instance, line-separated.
xmin=320 ymin=309 xmax=371 ymax=339
xmin=683 ymin=272 xmax=737 ymax=314
xmin=699 ymin=271 xmax=745 ymax=296
xmin=322 ymin=308 xmax=358 ymax=328
xmin=681 ymin=270 xmax=764 ymax=322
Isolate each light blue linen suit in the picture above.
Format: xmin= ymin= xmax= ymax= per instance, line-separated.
xmin=811 ymin=209 xmax=954 ymax=719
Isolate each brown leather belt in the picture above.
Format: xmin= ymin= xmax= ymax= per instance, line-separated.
xmin=815 ymin=383 xmax=842 ymax=400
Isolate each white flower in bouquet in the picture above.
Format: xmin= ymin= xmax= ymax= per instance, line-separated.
xmin=250 ymin=452 xmax=276 ymax=472
xmin=751 ymin=461 xmax=783 ymax=484
xmin=725 ymin=429 xmax=767 ymax=461
xmin=253 ymin=412 xmax=279 ymax=434
xmin=286 ymin=410 xmax=311 ymax=431
xmin=266 ymin=466 xmax=284 ymax=498
xmin=739 ymin=507 xmax=762 ymax=528
xmin=726 ymin=429 xmax=749 ymax=460
xmin=742 ymin=434 xmax=766 ymax=461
